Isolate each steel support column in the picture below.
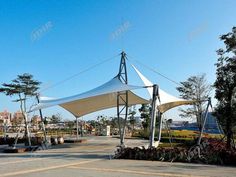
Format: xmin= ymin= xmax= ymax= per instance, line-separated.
xmin=117 ymin=51 xmax=129 ymax=146
xmin=149 ymin=84 xmax=159 ymax=147
xmin=36 ymin=95 xmax=47 ymax=144
xmin=76 ymin=117 xmax=79 ymax=140
xmin=197 ymin=97 xmax=212 ymax=145
xmin=156 ymin=111 xmax=163 ymax=144
xmin=117 ymin=91 xmax=128 ymax=145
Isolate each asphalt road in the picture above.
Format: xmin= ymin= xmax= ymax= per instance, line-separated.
xmin=0 ymin=136 xmax=235 ymax=177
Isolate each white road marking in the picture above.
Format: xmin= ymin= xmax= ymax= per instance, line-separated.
xmin=68 ymin=166 xmax=209 ymax=177
xmin=1 ymin=159 xmax=101 ymax=177
xmin=0 ymin=158 xmax=44 ymax=165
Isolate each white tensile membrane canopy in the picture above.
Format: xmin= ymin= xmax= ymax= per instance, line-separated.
xmin=30 ymin=76 xmax=150 ymax=117
xmin=31 ymin=63 xmax=195 ymax=118
xmin=131 ymin=65 xmax=196 ymax=113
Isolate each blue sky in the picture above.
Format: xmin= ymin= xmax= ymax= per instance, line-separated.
xmin=0 ymin=0 xmax=235 ymax=121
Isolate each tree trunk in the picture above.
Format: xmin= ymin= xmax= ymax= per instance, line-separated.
xmin=226 ymin=116 xmax=232 ymax=149
xmin=226 ymin=97 xmax=233 ymax=149
xmin=227 ymin=131 xmax=232 ymax=149
xmin=19 ymin=96 xmax=31 ymax=147
xmin=197 ymin=113 xmax=202 ymax=132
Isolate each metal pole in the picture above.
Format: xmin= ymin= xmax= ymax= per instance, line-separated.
xmin=116 ymin=51 xmax=129 ymax=146
xmin=76 ymin=117 xmax=79 ymax=140
xmin=81 ymin=117 xmax=84 ymax=137
xmin=121 ymin=93 xmax=128 ymax=145
xmin=36 ymin=95 xmax=47 ymax=143
xmin=117 ymin=93 xmax=123 ymax=145
xmin=197 ymin=97 xmax=211 ymax=145
xmin=3 ymin=122 xmax=7 ymax=142
xmin=150 ymin=84 xmax=158 ymax=147
xmin=157 ymin=111 xmax=163 ymax=144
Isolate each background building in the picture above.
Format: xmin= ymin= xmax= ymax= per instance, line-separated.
xmin=0 ymin=110 xmax=11 ymax=125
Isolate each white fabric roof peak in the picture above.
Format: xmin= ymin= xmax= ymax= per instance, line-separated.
xmin=30 ymin=76 xmax=149 ymax=117
xmin=131 ymin=64 xmax=195 ymax=113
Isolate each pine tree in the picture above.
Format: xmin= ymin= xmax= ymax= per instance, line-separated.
xmin=0 ymin=73 xmax=41 ymax=145
xmin=139 ymin=104 xmax=151 ymax=130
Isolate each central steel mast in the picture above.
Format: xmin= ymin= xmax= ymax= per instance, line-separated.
xmin=117 ymin=51 xmax=128 ymax=146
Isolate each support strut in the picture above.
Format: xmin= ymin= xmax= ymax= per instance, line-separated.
xmin=36 ymin=95 xmax=47 ymax=144
xmin=197 ymin=97 xmax=212 ymax=145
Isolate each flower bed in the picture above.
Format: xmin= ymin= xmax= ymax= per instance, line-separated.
xmin=114 ymin=138 xmax=236 ymax=166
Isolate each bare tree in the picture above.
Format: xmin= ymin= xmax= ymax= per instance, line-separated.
xmin=176 ymin=74 xmax=211 ymax=130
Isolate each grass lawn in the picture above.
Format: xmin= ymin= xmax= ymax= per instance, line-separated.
xmin=162 ymin=129 xmax=223 ymax=139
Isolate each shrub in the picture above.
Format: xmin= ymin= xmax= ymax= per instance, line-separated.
xmin=114 ymin=138 xmax=236 ymax=166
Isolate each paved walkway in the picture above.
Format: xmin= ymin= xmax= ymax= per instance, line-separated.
xmin=0 ymin=136 xmax=235 ymax=177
